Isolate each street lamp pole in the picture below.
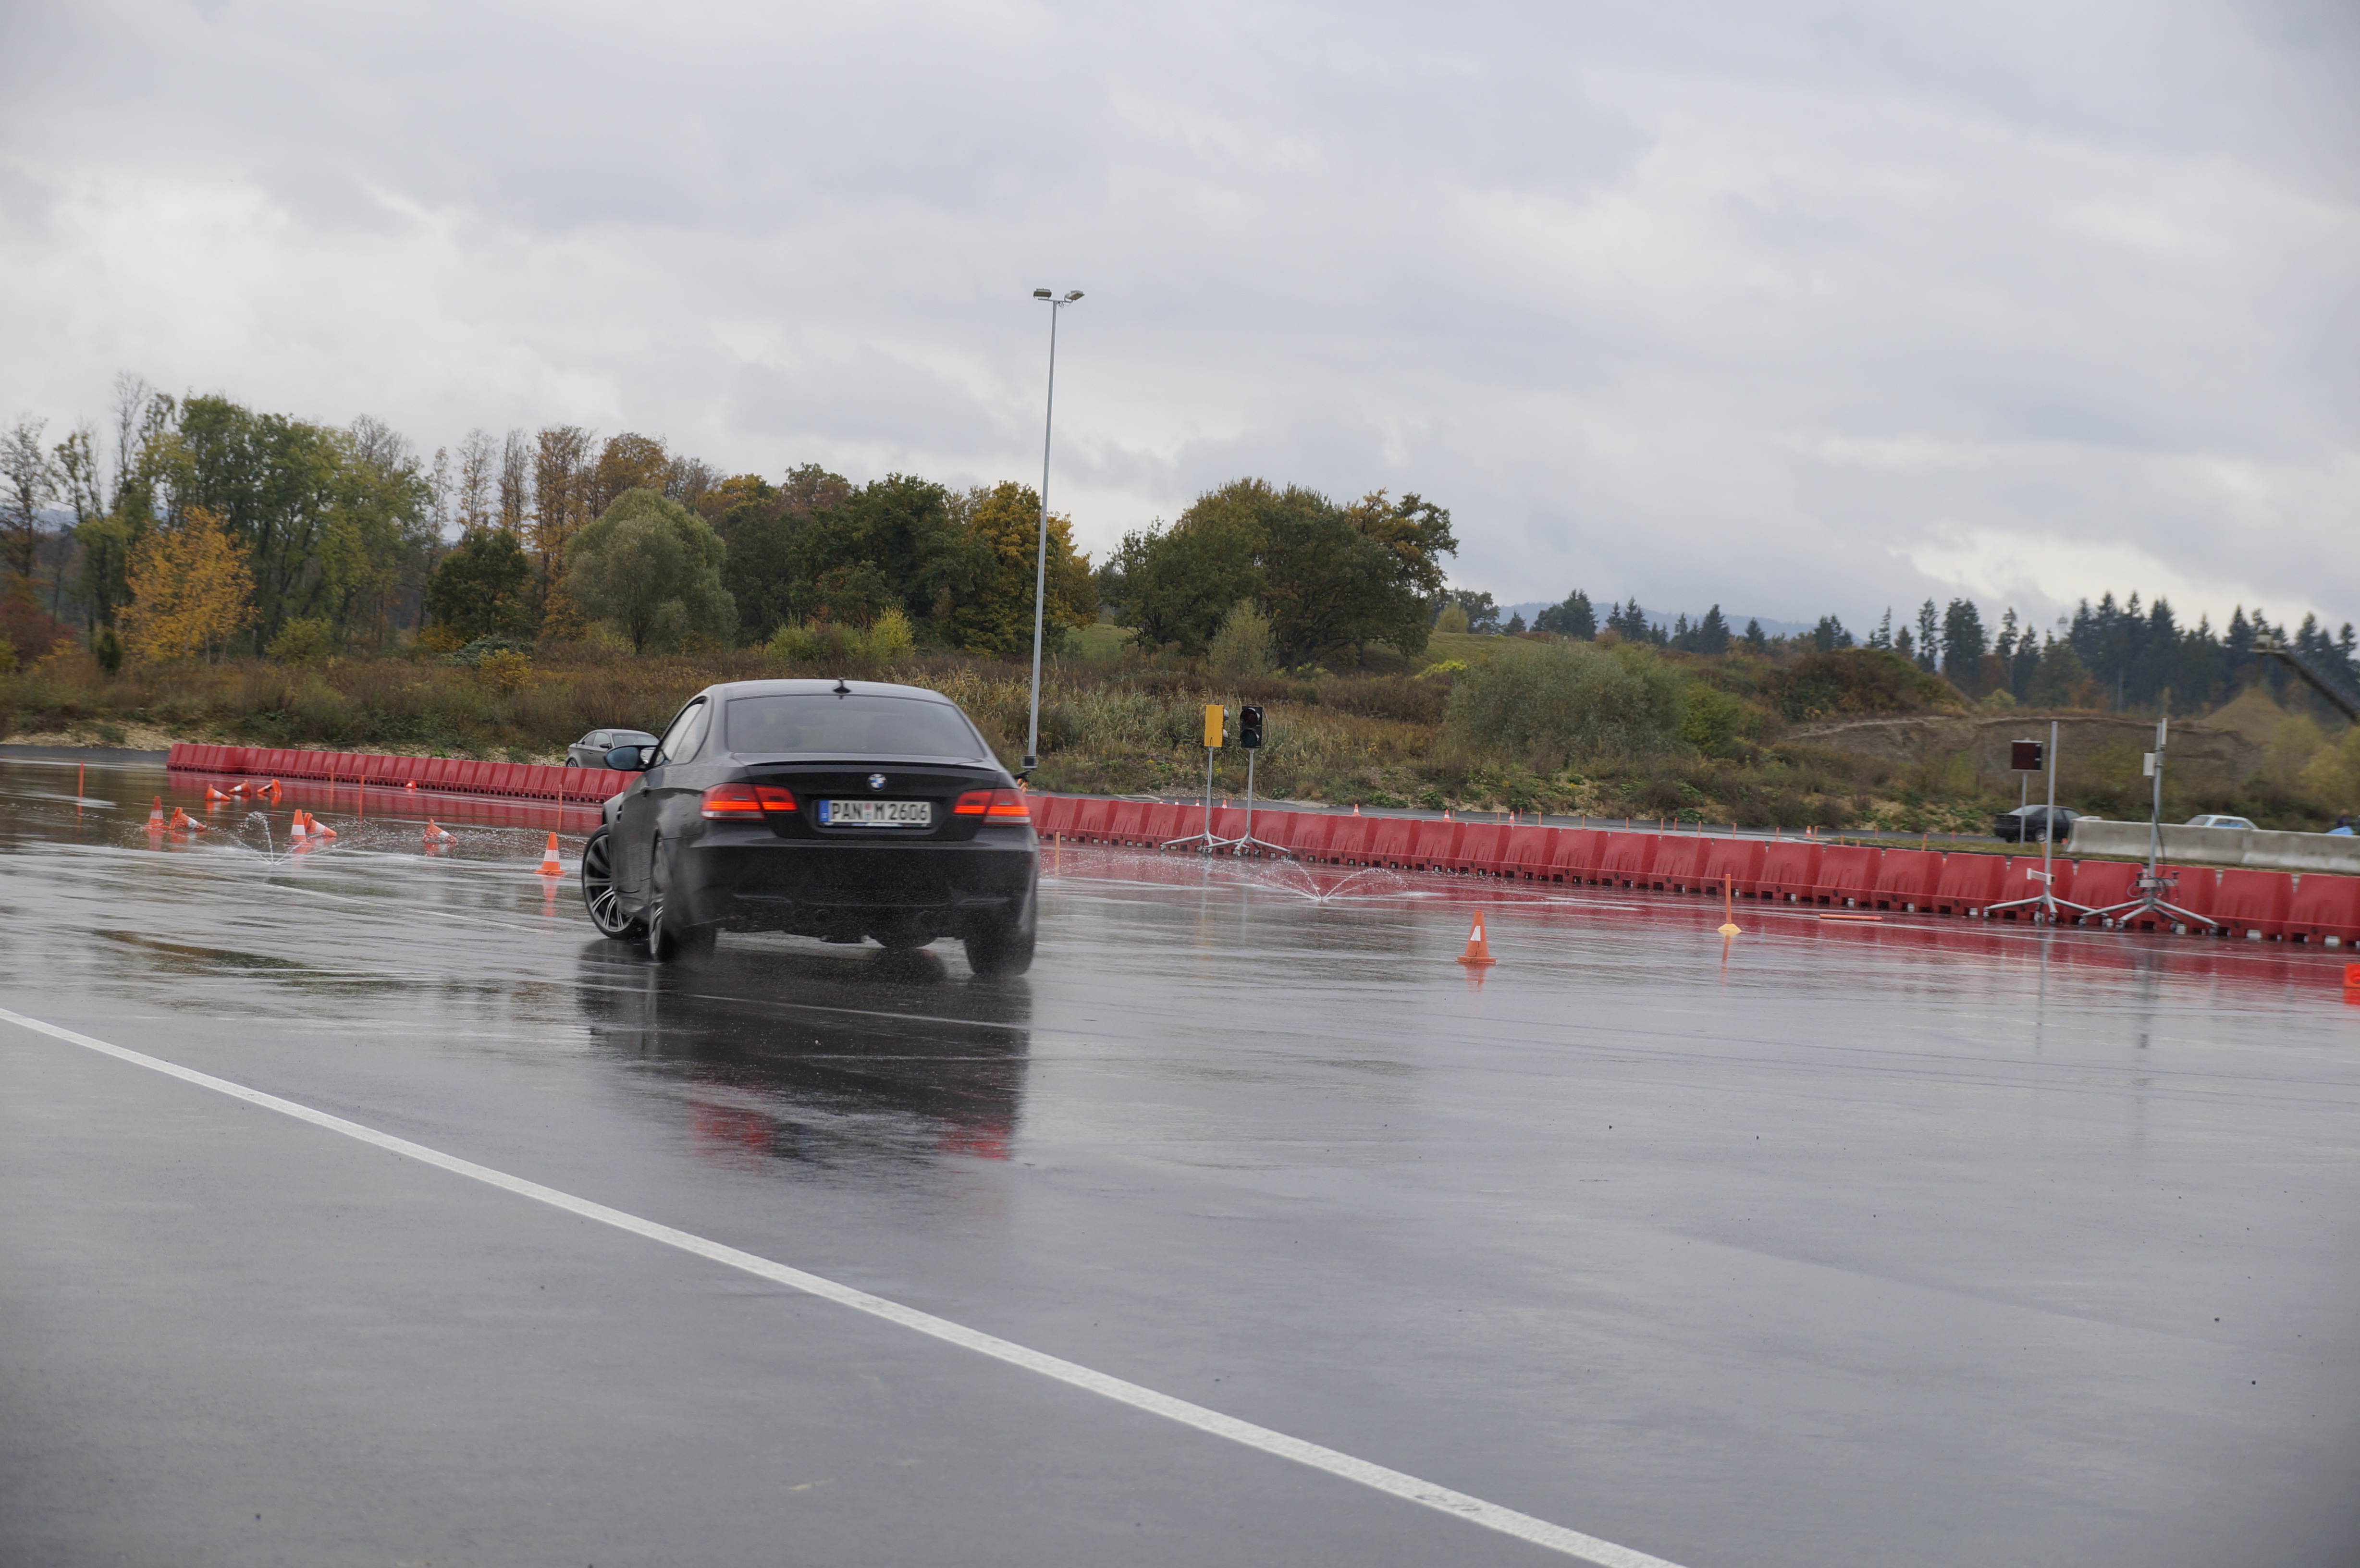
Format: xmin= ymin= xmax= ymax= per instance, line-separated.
xmin=1025 ymin=287 xmax=1082 ymax=774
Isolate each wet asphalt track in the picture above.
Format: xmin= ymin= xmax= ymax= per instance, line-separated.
xmin=4 ymin=755 xmax=2359 ymax=1568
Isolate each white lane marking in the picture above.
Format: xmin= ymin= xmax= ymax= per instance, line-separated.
xmin=1 ymin=1004 xmax=1684 ymax=1568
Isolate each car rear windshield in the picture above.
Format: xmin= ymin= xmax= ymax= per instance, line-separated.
xmin=725 ymin=694 xmax=988 ymax=760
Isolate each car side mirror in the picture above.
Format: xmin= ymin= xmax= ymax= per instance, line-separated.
xmin=605 ymin=745 xmax=655 ymax=771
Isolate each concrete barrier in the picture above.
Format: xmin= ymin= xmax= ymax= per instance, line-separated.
xmin=2069 ymin=818 xmax=2360 ymax=875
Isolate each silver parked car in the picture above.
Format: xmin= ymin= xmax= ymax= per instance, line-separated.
xmin=2185 ymin=813 xmax=2258 ymax=831
xmin=565 ymin=728 xmax=660 ymax=769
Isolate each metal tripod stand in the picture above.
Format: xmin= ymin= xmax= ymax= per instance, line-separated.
xmin=2082 ymin=711 xmax=2214 ymax=932
xmin=1161 ymin=744 xmax=1228 ymax=854
xmin=1213 ymin=747 xmax=1291 ymax=858
xmin=1987 ymin=719 xmax=2097 ymax=925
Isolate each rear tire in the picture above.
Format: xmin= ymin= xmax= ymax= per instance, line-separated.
xmin=963 ymin=882 xmax=1037 ymax=978
xmin=645 ymin=838 xmax=715 ymax=962
xmin=581 ymin=827 xmax=642 ymax=941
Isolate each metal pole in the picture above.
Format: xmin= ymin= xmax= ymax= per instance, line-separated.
xmin=1203 ymin=748 xmax=1214 ymax=844
xmin=2148 ymin=712 xmax=2166 ymax=877
xmin=2041 ymin=718 xmax=2057 ymax=920
xmin=1025 ymin=300 xmax=1061 ymax=772
xmin=1243 ymin=750 xmax=1255 ymax=848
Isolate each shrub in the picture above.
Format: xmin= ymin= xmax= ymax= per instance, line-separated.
xmin=474 ymin=649 xmax=534 ymax=695
xmin=1208 ymin=600 xmax=1274 ymax=681
xmin=268 ymin=617 xmax=338 ymax=666
xmin=1444 ymin=641 xmax=1685 ymax=767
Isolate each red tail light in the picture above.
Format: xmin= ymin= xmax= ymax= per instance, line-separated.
xmin=701 ymin=782 xmax=797 ymax=819
xmin=953 ymin=787 xmax=1029 ymax=821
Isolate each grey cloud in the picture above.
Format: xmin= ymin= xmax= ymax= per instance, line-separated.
xmin=0 ymin=0 xmax=2352 ymax=634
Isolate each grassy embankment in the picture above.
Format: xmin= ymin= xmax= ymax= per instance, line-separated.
xmin=0 ymin=627 xmax=2071 ymax=831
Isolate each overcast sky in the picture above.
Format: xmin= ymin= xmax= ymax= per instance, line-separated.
xmin=4 ymin=0 xmax=2354 ymax=636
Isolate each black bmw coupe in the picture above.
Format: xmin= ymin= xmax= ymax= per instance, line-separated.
xmin=581 ymin=679 xmax=1038 ymax=972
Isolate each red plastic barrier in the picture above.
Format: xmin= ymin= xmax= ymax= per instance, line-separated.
xmin=1328 ymin=816 xmax=1381 ymax=862
xmin=1987 ymin=856 xmax=2064 ymax=919
xmin=1932 ymin=852 xmax=2005 ymax=913
xmin=1550 ymin=828 xmax=1606 ymax=882
xmin=1143 ymin=803 xmax=1191 ymax=843
xmin=1286 ymin=813 xmax=1338 ymax=858
xmin=1500 ymin=825 xmax=1555 ymax=879
xmin=2214 ymin=869 xmax=2293 ymax=939
xmin=1207 ymin=806 xmax=1246 ymax=843
xmin=1868 ymin=848 xmax=1940 ymax=911
xmin=1813 ymin=844 xmax=1881 ymax=906
xmin=1071 ymin=798 xmax=1114 ymax=840
xmin=1756 ymin=840 xmax=1823 ymax=901
xmin=2286 ymin=873 xmax=2360 ymax=945
xmin=1699 ymin=836 xmax=1767 ymax=897
xmin=1364 ymin=816 xmax=1414 ymax=865
xmin=1454 ymin=823 xmax=1509 ymax=874
xmin=1105 ymin=801 xmax=1147 ymax=842
xmin=1412 ymin=820 xmax=1466 ymax=870
xmin=1028 ymin=795 xmax=1072 ymax=834
xmin=1597 ymin=832 xmax=1658 ymax=886
xmin=1651 ymin=837 xmax=1709 ymax=892
xmin=2065 ymin=859 xmax=2140 ymax=919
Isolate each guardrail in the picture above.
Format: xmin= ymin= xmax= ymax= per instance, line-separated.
xmin=1022 ymin=795 xmax=2360 ymax=945
xmin=2066 ymin=818 xmax=2360 ymax=875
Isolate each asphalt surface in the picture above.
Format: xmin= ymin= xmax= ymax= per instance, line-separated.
xmin=4 ymin=755 xmax=2358 ymax=1568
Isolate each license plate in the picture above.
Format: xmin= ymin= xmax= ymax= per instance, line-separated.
xmin=817 ymin=799 xmax=933 ymax=827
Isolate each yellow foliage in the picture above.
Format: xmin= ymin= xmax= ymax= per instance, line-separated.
xmin=474 ymin=649 xmax=534 ymax=694
xmin=2299 ymin=726 xmax=2360 ymax=807
xmin=119 ymin=506 xmax=256 ymax=664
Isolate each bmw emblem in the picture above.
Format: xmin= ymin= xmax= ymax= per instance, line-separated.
xmin=868 ymin=773 xmax=886 ymax=790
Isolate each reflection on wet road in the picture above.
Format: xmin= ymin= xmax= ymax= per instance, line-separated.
xmin=5 ymin=755 xmax=2359 ymax=1568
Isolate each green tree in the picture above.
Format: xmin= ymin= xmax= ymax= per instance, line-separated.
xmin=423 ymin=528 xmax=536 ymax=642
xmin=565 ymin=488 xmax=734 ymax=654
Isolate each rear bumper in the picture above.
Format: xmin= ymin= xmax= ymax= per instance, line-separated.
xmin=677 ymin=828 xmax=1036 ymax=937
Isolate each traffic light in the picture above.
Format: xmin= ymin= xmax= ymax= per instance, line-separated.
xmin=1201 ymin=704 xmax=1225 ymax=747
xmin=2009 ymin=741 xmax=2043 ymax=771
xmin=1239 ymin=705 xmax=1264 ymax=749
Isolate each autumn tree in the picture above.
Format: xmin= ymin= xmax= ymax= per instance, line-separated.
xmin=945 ymin=481 xmax=1095 ymax=659
xmin=118 ymin=505 xmax=255 ymax=662
xmin=530 ymin=424 xmax=596 ymax=637
xmin=565 ymin=488 xmax=734 ymax=654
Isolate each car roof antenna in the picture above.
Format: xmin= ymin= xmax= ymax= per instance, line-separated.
xmin=832 ymin=676 xmax=851 ymax=697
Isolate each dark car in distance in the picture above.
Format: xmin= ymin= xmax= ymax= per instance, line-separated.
xmin=580 ymin=679 xmax=1038 ymax=972
xmin=1993 ymin=804 xmax=2078 ymax=844
xmin=565 ymin=728 xmax=660 ymax=769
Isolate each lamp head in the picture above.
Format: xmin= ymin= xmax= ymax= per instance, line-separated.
xmin=1032 ymin=288 xmax=1053 ymax=299
xmin=1065 ymin=290 xmax=1083 ymax=301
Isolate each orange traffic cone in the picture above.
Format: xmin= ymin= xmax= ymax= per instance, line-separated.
xmin=263 ymin=780 xmax=282 ymax=802
xmin=424 ymin=821 xmax=456 ymax=846
xmin=405 ymin=780 xmax=418 ymax=792
xmin=147 ymin=797 xmax=165 ymax=830
xmin=1457 ymin=909 xmax=1498 ymax=966
xmin=205 ymin=785 xmax=232 ymax=804
xmin=168 ymin=807 xmax=206 ymax=833
xmin=307 ymin=810 xmax=337 ymax=839
xmin=227 ymin=780 xmax=249 ymax=795
xmin=537 ymin=832 xmax=564 ymax=876
xmin=289 ymin=811 xmax=307 ymax=841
